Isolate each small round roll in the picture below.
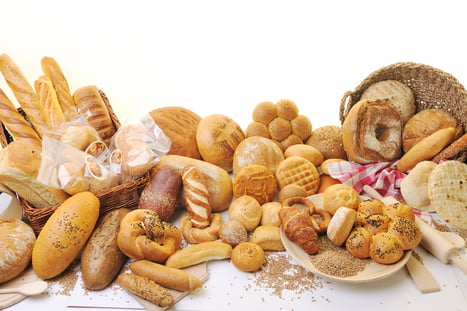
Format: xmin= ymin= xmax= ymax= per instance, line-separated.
xmin=387 ymin=216 xmax=422 ymax=250
xmin=369 ymin=232 xmax=404 ymax=264
xmin=326 ymin=206 xmax=357 ymax=246
xmin=345 ymin=227 xmax=372 ymax=259
xmin=231 ymin=242 xmax=265 ymax=272
xmin=323 ymin=184 xmax=360 ymax=215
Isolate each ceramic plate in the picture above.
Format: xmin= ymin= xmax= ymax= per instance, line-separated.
xmin=280 ymin=193 xmax=411 ymax=283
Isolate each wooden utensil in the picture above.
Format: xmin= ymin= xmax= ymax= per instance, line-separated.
xmin=0 ymin=280 xmax=48 ymax=296
xmin=362 ymin=185 xmax=467 ymax=275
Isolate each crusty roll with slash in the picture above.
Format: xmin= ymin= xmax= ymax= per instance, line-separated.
xmin=117 ymin=209 xmax=182 ymax=263
xmin=342 ymin=98 xmax=403 ymax=164
xmin=73 ymin=85 xmax=116 ymax=145
xmin=117 ymin=273 xmax=174 ymax=308
xmin=129 ymin=260 xmax=202 ymax=292
xmin=81 ymin=208 xmax=131 ymax=290
xmin=40 ymin=56 xmax=76 ymax=119
xmin=0 ymin=88 xmax=41 ymax=142
xmin=0 ymin=53 xmax=48 ymax=137
xmin=182 ymin=165 xmax=212 ymax=228
xmin=165 ymin=241 xmax=233 ymax=269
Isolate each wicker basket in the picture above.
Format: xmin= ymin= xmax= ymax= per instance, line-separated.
xmin=340 ymin=62 xmax=467 ymax=132
xmin=0 ymin=90 xmax=150 ymax=234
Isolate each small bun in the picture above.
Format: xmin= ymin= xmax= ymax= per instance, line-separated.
xmin=231 ymin=242 xmax=265 ymax=272
xmin=357 ymin=199 xmax=385 ymax=216
xmin=326 ymin=206 xmax=356 ymax=246
xmin=275 ymin=99 xmax=299 ymax=120
xmin=278 ymin=184 xmax=307 ymax=202
xmin=306 ymin=125 xmax=347 ymax=160
xmin=387 ymin=216 xmax=422 ymax=250
xmin=219 ymin=220 xmax=248 ymax=247
xmin=284 ymin=144 xmax=323 ymax=166
xmin=345 ymin=227 xmax=372 ymax=259
xmin=233 ymin=136 xmax=284 ymax=175
xmin=383 ymin=202 xmax=415 ymax=222
xmin=245 ymin=121 xmax=270 ymax=138
xmin=260 ymin=202 xmax=282 ymax=226
xmin=233 ymin=165 xmax=278 ymax=205
xmin=268 ymin=117 xmax=291 ymax=141
xmin=290 ymin=115 xmax=312 ymax=141
xmin=323 ymin=184 xmax=360 ymax=215
xmin=363 ymin=214 xmax=392 ymax=235
xmin=250 ymin=225 xmax=284 ymax=251
xmin=228 ymin=195 xmax=263 ymax=231
xmin=252 ymin=101 xmax=277 ymax=124
xmin=369 ymin=232 xmax=404 ymax=264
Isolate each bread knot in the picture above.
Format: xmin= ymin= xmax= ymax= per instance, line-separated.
xmin=181 ymin=213 xmax=222 ymax=244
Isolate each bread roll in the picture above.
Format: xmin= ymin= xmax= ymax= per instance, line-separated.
xmin=138 ymin=166 xmax=182 ymax=221
xmin=218 ymin=220 xmax=248 ymax=247
xmin=228 ymin=195 xmax=262 ymax=232
xmin=276 ymin=99 xmax=299 ymax=120
xmin=165 ymin=241 xmax=233 ymax=269
xmin=363 ymin=214 xmax=391 ymax=235
xmin=117 ymin=273 xmax=174 ymax=308
xmin=402 ymin=109 xmax=463 ymax=152
xmin=382 ymin=202 xmax=415 ymax=222
xmin=360 ymin=80 xmax=415 ymax=124
xmin=284 ymin=144 xmax=323 ymax=166
xmin=233 ymin=165 xmax=277 ymax=205
xmin=252 ymin=101 xmax=277 ymax=124
xmin=275 ymin=156 xmax=320 ymax=196
xmin=81 ymin=208 xmax=130 ymax=290
xmin=40 ymin=56 xmax=76 ymax=118
xmin=326 ymin=206 xmax=356 ymax=246
xmin=260 ymin=201 xmax=282 ymax=226
xmin=232 ymin=136 xmax=284 ymax=175
xmin=0 ymin=89 xmax=41 ymax=142
xmin=357 ymin=199 xmax=385 ymax=216
xmin=369 ymin=232 xmax=404 ymax=264
xmin=317 ymin=174 xmax=341 ymax=194
xmin=397 ymin=127 xmax=456 ymax=172
xmin=0 ymin=140 xmax=69 ymax=209
xmin=268 ymin=117 xmax=292 ymax=141
xmin=0 ymin=54 xmax=48 ymax=137
xmin=345 ymin=227 xmax=372 ymax=259
xmin=323 ymin=184 xmax=360 ymax=215
xmin=250 ymin=225 xmax=284 ymax=251
xmin=278 ymin=184 xmax=307 ymax=202
xmin=290 ymin=115 xmax=312 ymax=141
xmin=182 ymin=165 xmax=212 ymax=229
xmin=60 ymin=124 xmax=101 ymax=151
xmin=400 ymin=161 xmax=437 ymax=212
xmin=0 ymin=219 xmax=36 ymax=283
xmin=231 ymin=242 xmax=265 ymax=272
xmin=32 ymin=191 xmax=100 ymax=279
xmin=154 ymin=155 xmax=233 ymax=212
xmin=245 ymin=121 xmax=270 ymax=138
xmin=129 ymin=260 xmax=202 ymax=292
xmin=73 ymin=85 xmax=116 ymax=145
xmin=149 ymin=106 xmax=201 ymax=159
xmin=196 ymin=114 xmax=245 ymax=172
xmin=387 ymin=216 xmax=422 ymax=250
xmin=432 ymin=133 xmax=467 ymax=163
xmin=320 ymin=158 xmax=345 ymax=175
xmin=306 ymin=125 xmax=347 ymax=160
xmin=180 ymin=213 xmax=222 ymax=244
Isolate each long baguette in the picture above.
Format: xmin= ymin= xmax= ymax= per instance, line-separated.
xmin=0 ymin=88 xmax=40 ymax=142
xmin=129 ymin=260 xmax=202 ymax=292
xmin=165 ymin=241 xmax=232 ymax=269
xmin=41 ymin=56 xmax=76 ymax=118
xmin=0 ymin=54 xmax=47 ymax=137
xmin=117 ymin=273 xmax=174 ymax=308
xmin=34 ymin=75 xmax=65 ymax=131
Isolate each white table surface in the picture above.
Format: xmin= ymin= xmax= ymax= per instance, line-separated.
xmin=1 ymin=1 xmax=466 ymax=310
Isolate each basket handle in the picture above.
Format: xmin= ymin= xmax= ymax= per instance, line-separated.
xmin=339 ymin=90 xmax=353 ymax=124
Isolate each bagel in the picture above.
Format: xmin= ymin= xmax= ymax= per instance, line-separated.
xmin=342 ymin=98 xmax=402 ymax=164
xmin=117 ymin=209 xmax=182 ymax=263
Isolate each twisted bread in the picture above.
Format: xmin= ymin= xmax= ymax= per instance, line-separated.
xmin=0 ymin=89 xmax=40 ymax=142
xmin=182 ymin=165 xmax=211 ymax=228
xmin=181 ymin=213 xmax=222 ymax=244
xmin=117 ymin=209 xmax=182 ymax=263
xmin=279 ymin=202 xmax=319 ymax=255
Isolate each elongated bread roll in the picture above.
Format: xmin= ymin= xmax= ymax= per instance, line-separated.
xmin=0 ymin=54 xmax=47 ymax=137
xmin=129 ymin=260 xmax=202 ymax=292
xmin=165 ymin=241 xmax=232 ymax=269
xmin=117 ymin=273 xmax=174 ymax=308
xmin=34 ymin=75 xmax=66 ymax=131
xmin=0 ymin=88 xmax=41 ymax=142
xmin=41 ymin=56 xmax=76 ymax=118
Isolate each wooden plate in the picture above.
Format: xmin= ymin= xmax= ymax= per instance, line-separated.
xmin=280 ymin=193 xmax=412 ymax=283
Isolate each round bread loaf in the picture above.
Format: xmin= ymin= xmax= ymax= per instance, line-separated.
xmin=345 ymin=227 xmax=372 ymax=259
xmin=0 ymin=219 xmax=36 ymax=283
xmin=322 ymin=184 xmax=360 ymax=215
xmin=275 ymin=156 xmax=320 ymax=196
xmin=228 ymin=195 xmax=263 ymax=232
xmin=219 ymin=220 xmax=248 ymax=247
xmin=196 ymin=114 xmax=245 ymax=172
xmin=149 ymin=106 xmax=202 ymax=159
xmin=306 ymin=125 xmax=347 ymax=160
xmin=387 ymin=216 xmax=422 ymax=250
xmin=402 ymin=109 xmax=463 ymax=152
xmin=233 ymin=136 xmax=284 ymax=175
xmin=231 ymin=242 xmax=265 ymax=272
xmin=369 ymin=232 xmax=404 ymax=264
xmin=233 ymin=165 xmax=278 ymax=205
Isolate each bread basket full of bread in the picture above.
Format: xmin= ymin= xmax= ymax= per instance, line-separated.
xmin=0 ymin=54 xmax=160 ymax=234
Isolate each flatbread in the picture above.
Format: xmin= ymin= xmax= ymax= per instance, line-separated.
xmin=428 ymin=161 xmax=467 ymax=230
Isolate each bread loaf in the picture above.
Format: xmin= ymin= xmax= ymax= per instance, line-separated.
xmin=149 ymin=106 xmax=201 ymax=159
xmin=165 ymin=241 xmax=232 ymax=269
xmin=34 ymin=75 xmax=66 ymax=132
xmin=182 ymin=165 xmax=212 ymax=228
xmin=0 ymin=140 xmax=69 ymax=208
xmin=0 ymin=54 xmax=48 ymax=137
xmin=0 ymin=219 xmax=36 ymax=283
xmin=153 ymin=155 xmax=233 ymax=212
xmin=0 ymin=88 xmax=41 ymax=142
xmin=306 ymin=125 xmax=347 ymax=160
xmin=81 ymin=208 xmax=131 ymax=290
xmin=32 ymin=191 xmax=100 ymax=279
xmin=117 ymin=273 xmax=174 ymax=308
xmin=233 ymin=164 xmax=277 ymax=205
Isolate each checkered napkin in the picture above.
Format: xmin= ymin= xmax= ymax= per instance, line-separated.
xmin=326 ymin=160 xmax=405 ymax=200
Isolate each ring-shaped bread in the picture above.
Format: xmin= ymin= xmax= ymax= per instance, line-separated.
xmin=181 ymin=213 xmax=222 ymax=244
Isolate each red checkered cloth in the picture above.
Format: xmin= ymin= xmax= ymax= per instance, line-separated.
xmin=326 ymin=160 xmax=406 ymax=201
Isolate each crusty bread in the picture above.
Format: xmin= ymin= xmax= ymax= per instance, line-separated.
xmin=0 ymin=140 xmax=69 ymax=208
xmin=34 ymin=75 xmax=66 ymax=132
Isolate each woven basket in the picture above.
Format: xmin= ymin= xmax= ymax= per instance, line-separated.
xmin=0 ymin=90 xmax=150 ymax=234
xmin=340 ymin=62 xmax=467 ymax=132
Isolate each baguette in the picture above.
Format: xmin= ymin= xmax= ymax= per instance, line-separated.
xmin=153 ymin=155 xmax=233 ymax=212
xmin=117 ymin=273 xmax=174 ymax=308
xmin=129 ymin=260 xmax=202 ymax=292
xmin=32 ymin=191 xmax=100 ymax=279
xmin=0 ymin=54 xmax=47 ymax=137
xmin=0 ymin=88 xmax=40 ymax=142
xmin=34 ymin=75 xmax=66 ymax=131
xmin=397 ymin=127 xmax=457 ymax=172
xmin=165 ymin=241 xmax=232 ymax=269
xmin=40 ymin=56 xmax=76 ymax=118
xmin=81 ymin=208 xmax=131 ymax=290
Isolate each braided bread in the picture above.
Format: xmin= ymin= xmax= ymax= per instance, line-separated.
xmin=182 ymin=165 xmax=212 ymax=229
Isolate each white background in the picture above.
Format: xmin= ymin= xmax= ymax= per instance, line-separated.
xmin=1 ymin=1 xmax=466 ymax=311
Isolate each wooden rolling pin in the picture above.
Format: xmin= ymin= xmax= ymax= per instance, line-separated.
xmin=363 ymin=185 xmax=467 ymax=275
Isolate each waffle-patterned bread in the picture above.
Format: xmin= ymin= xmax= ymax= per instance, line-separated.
xmin=274 ymin=156 xmax=320 ymax=196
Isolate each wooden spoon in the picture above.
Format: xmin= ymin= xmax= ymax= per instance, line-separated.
xmin=0 ymin=280 xmax=48 ymax=296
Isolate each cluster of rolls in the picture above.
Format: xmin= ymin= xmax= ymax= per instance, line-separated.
xmin=341 ymin=80 xmax=465 ymax=172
